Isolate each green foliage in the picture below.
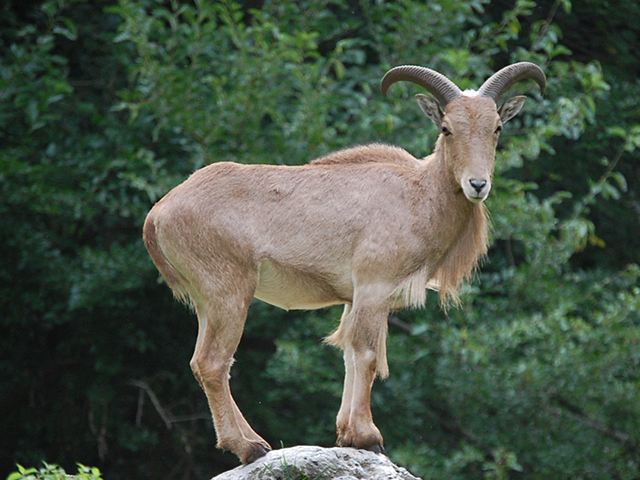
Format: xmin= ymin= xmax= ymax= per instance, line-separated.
xmin=1 ymin=0 xmax=639 ymax=479
xmin=7 ymin=463 xmax=103 ymax=480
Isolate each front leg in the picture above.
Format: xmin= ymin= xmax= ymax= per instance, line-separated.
xmin=335 ymin=306 xmax=354 ymax=439
xmin=329 ymin=301 xmax=389 ymax=453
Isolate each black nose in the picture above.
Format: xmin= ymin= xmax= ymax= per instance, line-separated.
xmin=469 ymin=179 xmax=487 ymax=193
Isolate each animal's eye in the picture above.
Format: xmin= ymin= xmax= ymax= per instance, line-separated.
xmin=495 ymin=125 xmax=503 ymax=134
xmin=441 ymin=125 xmax=452 ymax=136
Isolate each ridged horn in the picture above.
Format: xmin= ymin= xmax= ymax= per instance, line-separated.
xmin=478 ymin=62 xmax=546 ymax=102
xmin=381 ymin=65 xmax=462 ymax=107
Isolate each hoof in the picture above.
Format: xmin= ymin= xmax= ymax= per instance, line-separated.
xmin=336 ymin=434 xmax=384 ymax=454
xmin=231 ymin=439 xmax=271 ymax=464
xmin=244 ymin=444 xmax=271 ymax=464
xmin=363 ymin=443 xmax=385 ymax=454
xmin=240 ymin=444 xmax=271 ymax=465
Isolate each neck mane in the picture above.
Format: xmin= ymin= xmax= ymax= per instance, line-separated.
xmin=427 ymin=136 xmax=490 ymax=308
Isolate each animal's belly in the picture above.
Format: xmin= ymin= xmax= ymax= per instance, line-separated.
xmin=254 ymin=260 xmax=352 ymax=310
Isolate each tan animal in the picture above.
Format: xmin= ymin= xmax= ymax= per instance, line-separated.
xmin=143 ymin=62 xmax=546 ymax=464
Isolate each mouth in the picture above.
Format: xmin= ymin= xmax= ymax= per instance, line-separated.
xmin=465 ymin=194 xmax=486 ymax=204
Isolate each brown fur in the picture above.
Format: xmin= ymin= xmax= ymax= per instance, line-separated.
xmin=143 ymin=213 xmax=192 ymax=306
xmin=431 ymin=202 xmax=489 ymax=307
xmin=142 ymin=92 xmax=522 ymax=465
xmin=312 ymin=143 xmax=421 ymax=167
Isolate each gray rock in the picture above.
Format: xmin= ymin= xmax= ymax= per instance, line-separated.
xmin=211 ymin=445 xmax=421 ymax=480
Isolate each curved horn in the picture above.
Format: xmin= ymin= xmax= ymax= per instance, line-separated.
xmin=478 ymin=62 xmax=546 ymax=102
xmin=381 ymin=65 xmax=462 ymax=107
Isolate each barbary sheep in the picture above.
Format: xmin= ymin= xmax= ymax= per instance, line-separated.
xmin=143 ymin=62 xmax=546 ymax=464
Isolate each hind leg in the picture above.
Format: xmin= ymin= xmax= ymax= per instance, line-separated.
xmin=190 ymin=276 xmax=271 ymax=464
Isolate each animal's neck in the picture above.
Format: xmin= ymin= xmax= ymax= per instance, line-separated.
xmin=420 ymin=136 xmax=489 ymax=306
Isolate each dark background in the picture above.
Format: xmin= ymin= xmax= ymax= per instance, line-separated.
xmin=1 ymin=0 xmax=639 ymax=478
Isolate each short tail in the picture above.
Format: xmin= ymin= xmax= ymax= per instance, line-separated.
xmin=143 ymin=210 xmax=193 ymax=307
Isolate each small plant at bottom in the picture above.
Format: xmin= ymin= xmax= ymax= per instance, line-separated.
xmin=264 ymin=453 xmax=328 ymax=480
xmin=6 ymin=462 xmax=104 ymax=480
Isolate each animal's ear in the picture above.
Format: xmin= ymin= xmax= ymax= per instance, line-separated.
xmin=498 ymin=95 xmax=527 ymax=124
xmin=415 ymin=94 xmax=444 ymax=128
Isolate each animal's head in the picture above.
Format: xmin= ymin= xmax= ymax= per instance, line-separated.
xmin=381 ymin=62 xmax=546 ymax=203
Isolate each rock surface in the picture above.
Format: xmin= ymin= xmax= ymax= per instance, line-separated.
xmin=211 ymin=445 xmax=421 ymax=480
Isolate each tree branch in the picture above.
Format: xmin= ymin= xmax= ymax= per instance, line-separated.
xmin=548 ymin=396 xmax=638 ymax=451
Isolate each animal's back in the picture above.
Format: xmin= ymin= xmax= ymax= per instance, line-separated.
xmin=311 ymin=143 xmax=421 ymax=167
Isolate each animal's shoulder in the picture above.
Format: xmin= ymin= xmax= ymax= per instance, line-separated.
xmin=310 ymin=143 xmax=419 ymax=167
